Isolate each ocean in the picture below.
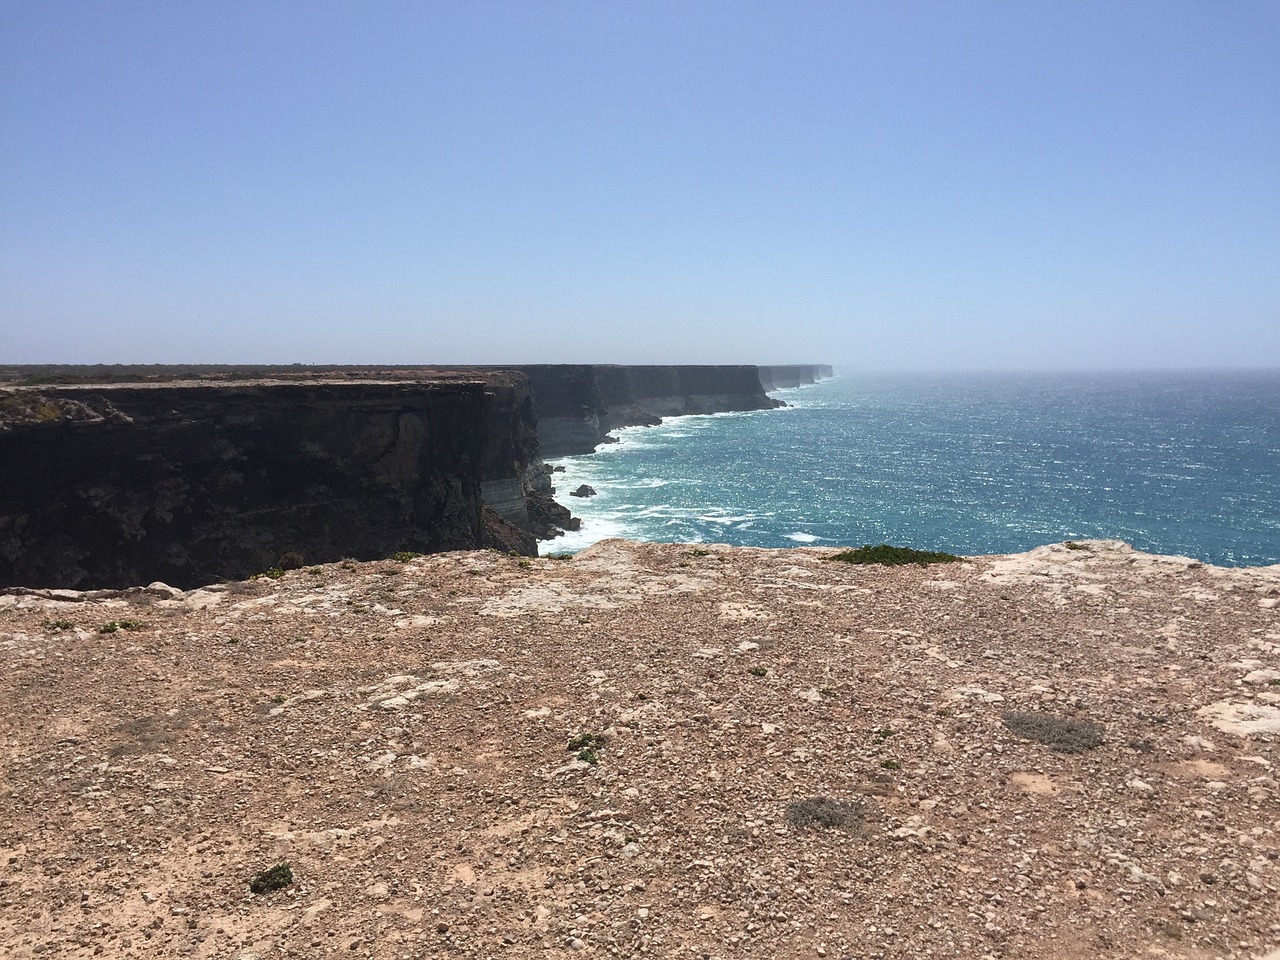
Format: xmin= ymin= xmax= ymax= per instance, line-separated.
xmin=543 ymin=370 xmax=1280 ymax=567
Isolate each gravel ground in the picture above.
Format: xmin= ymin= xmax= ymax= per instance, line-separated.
xmin=2 ymin=538 xmax=1279 ymax=960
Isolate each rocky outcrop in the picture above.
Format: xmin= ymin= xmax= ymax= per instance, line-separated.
xmin=758 ymin=364 xmax=833 ymax=390
xmin=0 ymin=375 xmax=567 ymax=589
xmin=514 ymin=365 xmax=783 ymax=457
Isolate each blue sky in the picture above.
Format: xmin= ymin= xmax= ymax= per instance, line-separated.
xmin=1 ymin=1 xmax=1277 ymax=368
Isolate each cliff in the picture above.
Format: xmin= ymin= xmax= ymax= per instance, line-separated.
xmin=2 ymin=539 xmax=1277 ymax=959
xmin=0 ymin=372 xmax=572 ymax=589
xmin=758 ymin=363 xmax=834 ymax=390
xmin=514 ymin=364 xmax=783 ymax=457
xmin=0 ymin=361 xmax=829 ymax=588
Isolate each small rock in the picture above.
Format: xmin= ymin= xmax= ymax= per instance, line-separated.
xmin=1243 ymin=669 xmax=1280 ymax=685
xmin=569 ymin=485 xmax=597 ymax=498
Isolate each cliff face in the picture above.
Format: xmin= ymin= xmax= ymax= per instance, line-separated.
xmin=0 ymin=361 xmax=828 ymax=587
xmin=758 ymin=364 xmax=833 ymax=390
xmin=516 ymin=364 xmax=782 ymax=457
xmin=474 ymin=374 xmax=578 ymax=553
xmin=0 ymin=379 xmax=508 ymax=589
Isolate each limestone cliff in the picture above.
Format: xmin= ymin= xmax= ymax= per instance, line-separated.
xmin=0 ymin=361 xmax=828 ymax=588
xmin=515 ymin=364 xmax=783 ymax=457
xmin=758 ymin=364 xmax=833 ymax=390
xmin=0 ymin=376 xmax=539 ymax=589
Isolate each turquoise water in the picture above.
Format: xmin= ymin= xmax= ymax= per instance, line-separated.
xmin=545 ymin=371 xmax=1280 ymax=567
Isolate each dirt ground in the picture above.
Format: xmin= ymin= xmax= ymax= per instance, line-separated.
xmin=2 ymin=539 xmax=1279 ymax=959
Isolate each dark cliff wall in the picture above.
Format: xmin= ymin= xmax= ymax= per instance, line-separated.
xmin=510 ymin=366 xmax=606 ymax=458
xmin=474 ymin=375 xmax=577 ymax=551
xmin=516 ymin=364 xmax=781 ymax=457
xmin=0 ymin=381 xmax=496 ymax=589
xmin=758 ymin=365 xmax=832 ymax=390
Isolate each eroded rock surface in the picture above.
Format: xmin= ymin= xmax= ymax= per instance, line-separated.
xmin=1 ymin=539 xmax=1278 ymax=958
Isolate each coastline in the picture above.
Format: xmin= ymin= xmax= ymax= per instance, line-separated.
xmin=0 ymin=364 xmax=830 ymax=589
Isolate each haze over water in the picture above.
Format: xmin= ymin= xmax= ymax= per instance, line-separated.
xmin=546 ymin=371 xmax=1280 ymax=567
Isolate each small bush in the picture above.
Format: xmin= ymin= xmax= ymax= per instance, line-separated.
xmin=687 ymin=548 xmax=713 ymax=558
xmin=828 ymin=544 xmax=962 ymax=566
xmin=248 ymin=862 xmax=293 ymax=894
xmin=1064 ymin=541 xmax=1089 ymax=551
xmin=252 ymin=567 xmax=285 ymax=581
xmin=1002 ymin=711 xmax=1104 ymax=753
xmin=99 ymin=619 xmax=143 ymax=634
xmin=880 ymin=759 xmax=901 ymax=770
xmin=748 ymin=666 xmax=767 ymax=677
xmin=390 ymin=551 xmax=421 ymax=563
xmin=43 ymin=619 xmax=74 ymax=632
xmin=277 ymin=551 xmax=306 ymax=570
xmin=785 ymin=796 xmax=864 ymax=832
xmin=568 ymin=732 xmax=606 ymax=752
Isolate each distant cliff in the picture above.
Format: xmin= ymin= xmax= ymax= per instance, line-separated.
xmin=514 ymin=364 xmax=783 ymax=457
xmin=0 ymin=373 xmax=572 ymax=589
xmin=758 ymin=364 xmax=834 ymax=390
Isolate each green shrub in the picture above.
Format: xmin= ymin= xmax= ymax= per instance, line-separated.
xmin=1002 ymin=711 xmax=1104 ymax=753
xmin=252 ymin=567 xmax=285 ymax=581
xmin=390 ymin=551 xmax=421 ymax=563
xmin=99 ymin=619 xmax=143 ymax=634
xmin=748 ymin=666 xmax=767 ymax=677
xmin=43 ymin=619 xmax=74 ymax=632
xmin=568 ymin=732 xmax=606 ymax=751
xmin=277 ymin=551 xmax=305 ymax=570
xmin=827 ymin=544 xmax=962 ymax=566
xmin=248 ymin=862 xmax=293 ymax=894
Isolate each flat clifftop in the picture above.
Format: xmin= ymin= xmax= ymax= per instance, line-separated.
xmin=2 ymin=540 xmax=1279 ymax=959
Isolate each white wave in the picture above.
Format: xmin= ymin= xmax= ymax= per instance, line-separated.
xmin=785 ymin=532 xmax=822 ymax=543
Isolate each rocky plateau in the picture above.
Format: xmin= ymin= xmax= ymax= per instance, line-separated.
xmin=2 ymin=538 xmax=1279 ymax=959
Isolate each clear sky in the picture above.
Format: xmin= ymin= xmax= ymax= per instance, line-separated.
xmin=1 ymin=1 xmax=1277 ymax=368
